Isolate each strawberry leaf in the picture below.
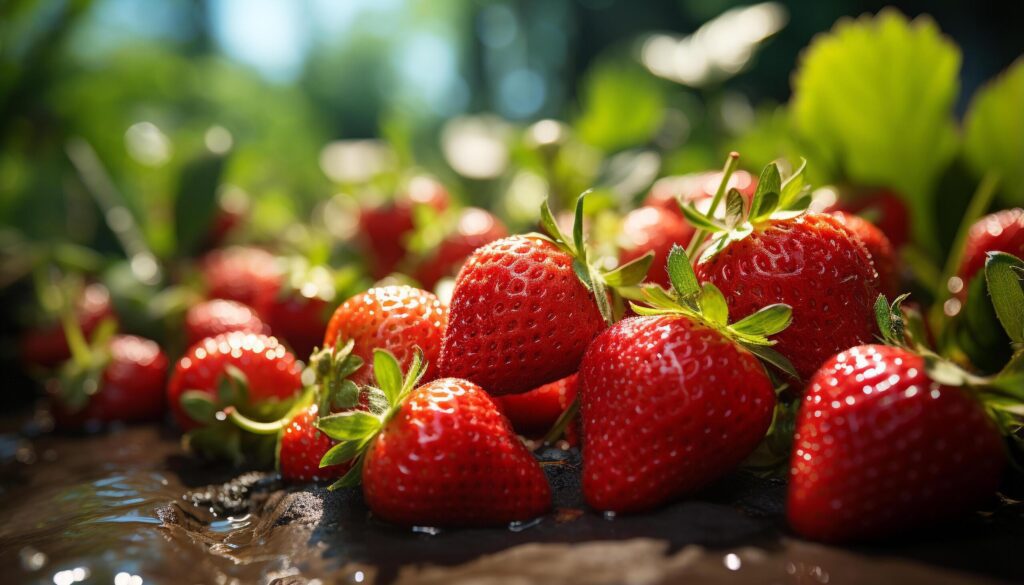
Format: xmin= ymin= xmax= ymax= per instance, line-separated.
xmin=602 ymin=252 xmax=654 ymax=288
xmin=745 ymin=344 xmax=800 ymax=381
xmin=724 ymin=189 xmax=745 ymax=229
xmin=697 ymin=283 xmax=729 ymax=326
xmin=749 ymin=163 xmax=781 ymax=220
xmin=320 ymin=439 xmax=364 ymax=467
xmin=964 ymin=59 xmax=1024 ymax=204
xmin=399 ymin=347 xmax=427 ymax=399
xmin=572 ymin=258 xmax=594 ymax=292
xmin=181 ymin=391 xmax=219 ymax=424
xmin=732 ymin=304 xmax=793 ymax=338
xmin=316 ymin=411 xmax=382 ymax=441
xmin=329 ymin=379 xmax=360 ymax=410
xmin=540 ymin=199 xmax=572 ymax=255
xmin=666 ymin=245 xmax=700 ymax=303
xmin=984 ymin=252 xmax=1024 ymax=344
xmin=364 ymin=387 xmax=390 ymax=416
xmin=373 ymin=349 xmax=404 ymax=406
xmin=572 ymin=192 xmax=589 ymax=264
xmin=327 ymin=456 xmax=364 ymax=491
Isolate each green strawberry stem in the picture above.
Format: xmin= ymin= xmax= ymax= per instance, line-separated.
xmin=685 ymin=151 xmax=740 ymax=259
xmin=223 ymin=406 xmax=289 ymax=434
xmin=928 ymin=172 xmax=1000 ymax=335
xmin=541 ymin=394 xmax=580 ymax=447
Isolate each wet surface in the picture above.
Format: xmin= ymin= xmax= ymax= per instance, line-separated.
xmin=1 ymin=417 xmax=1023 ymax=585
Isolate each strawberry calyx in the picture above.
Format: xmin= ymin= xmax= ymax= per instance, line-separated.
xmin=682 ymin=156 xmax=811 ymax=264
xmin=630 ymin=245 xmax=799 ymax=381
xmin=538 ymin=192 xmax=654 ymax=325
xmin=180 ymin=365 xmax=301 ymax=466
xmin=314 ymin=347 xmax=427 ymax=490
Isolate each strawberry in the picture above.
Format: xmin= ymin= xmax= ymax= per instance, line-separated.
xmin=323 ymin=285 xmax=447 ymax=387
xmin=495 ymin=374 xmax=578 ymax=437
xmin=645 ymin=170 xmax=757 ymax=216
xmin=957 ymin=208 xmax=1024 ymax=288
xmin=411 ymin=207 xmax=509 ymax=289
xmin=167 ymin=332 xmax=304 ymax=465
xmin=20 ymin=282 xmax=116 ymax=369
xmin=277 ymin=404 xmax=349 ymax=482
xmin=787 ymin=343 xmax=1005 ymax=542
xmin=830 ymin=211 xmax=901 ymax=298
xmin=618 ymin=206 xmax=695 ymax=288
xmin=358 ymin=176 xmax=450 ymax=278
xmin=687 ymin=161 xmax=880 ymax=382
xmin=315 ymin=350 xmax=551 ymax=526
xmin=199 ymin=247 xmax=282 ymax=315
xmin=830 ymin=187 xmax=910 ymax=248
xmin=50 ymin=334 xmax=168 ymax=429
xmin=184 ymin=299 xmax=267 ymax=346
xmin=579 ymin=246 xmax=790 ymax=513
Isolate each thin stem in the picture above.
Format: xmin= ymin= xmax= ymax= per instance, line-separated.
xmin=541 ymin=396 xmax=580 ymax=447
xmin=928 ymin=172 xmax=1001 ymax=335
xmin=224 ymin=406 xmax=287 ymax=435
xmin=685 ymin=151 xmax=740 ymax=259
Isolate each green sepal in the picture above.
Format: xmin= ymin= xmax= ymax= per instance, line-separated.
xmin=874 ymin=293 xmax=911 ymax=346
xmin=724 ymin=189 xmax=745 ymax=229
xmin=665 ymin=245 xmax=700 ymax=304
xmin=748 ymin=162 xmax=782 ymax=221
xmin=316 ymin=411 xmax=382 ymax=441
xmin=364 ymin=387 xmax=390 ymax=416
xmin=602 ymin=252 xmax=654 ymax=288
xmin=697 ymin=283 xmax=729 ymax=326
xmin=680 ymin=203 xmax=727 ymax=232
xmin=984 ymin=252 xmax=1024 ymax=344
xmin=731 ymin=304 xmax=793 ymax=338
xmin=539 ymin=200 xmax=573 ymax=256
xmin=181 ymin=390 xmax=220 ymax=424
xmin=745 ymin=344 xmax=800 ymax=381
xmin=373 ymin=349 xmax=404 ymax=406
xmin=319 ymin=438 xmax=365 ymax=467
xmin=778 ymin=158 xmax=808 ymax=210
xmin=327 ymin=456 xmax=365 ymax=491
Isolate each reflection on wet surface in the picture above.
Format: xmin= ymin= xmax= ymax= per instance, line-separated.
xmin=0 ymin=421 xmax=1021 ymax=584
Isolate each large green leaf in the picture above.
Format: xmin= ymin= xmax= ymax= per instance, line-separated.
xmin=173 ymin=152 xmax=227 ymax=256
xmin=964 ymin=59 xmax=1024 ymax=204
xmin=790 ymin=10 xmax=960 ymax=247
xmin=574 ymin=60 xmax=665 ymax=153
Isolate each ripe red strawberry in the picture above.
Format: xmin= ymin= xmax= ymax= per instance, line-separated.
xmin=323 ymin=285 xmax=447 ymax=386
xmin=830 ymin=211 xmax=901 ymax=298
xmin=495 ymin=374 xmax=578 ymax=437
xmin=645 ymin=170 xmax=757 ymax=216
xmin=265 ymin=296 xmax=330 ymax=360
xmin=412 ymin=207 xmax=509 ymax=289
xmin=696 ymin=212 xmax=880 ymax=381
xmin=21 ymin=283 xmax=116 ymax=369
xmin=580 ymin=316 xmax=776 ymax=513
xmin=787 ymin=344 xmax=1005 ymax=542
xmin=199 ymin=247 xmax=282 ymax=315
xmin=278 ymin=404 xmax=349 ymax=482
xmin=619 ymin=206 xmax=695 ymax=288
xmin=438 ymin=235 xmax=606 ymax=395
xmin=830 ymin=187 xmax=910 ymax=248
xmin=167 ymin=332 xmax=303 ymax=431
xmin=358 ymin=177 xmax=450 ymax=279
xmin=957 ymin=208 xmax=1024 ymax=287
xmin=184 ymin=299 xmax=267 ymax=346
xmin=51 ymin=334 xmax=168 ymax=428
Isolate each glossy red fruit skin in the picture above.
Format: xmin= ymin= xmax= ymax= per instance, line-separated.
xmin=200 ymin=247 xmax=283 ymax=316
xmin=580 ymin=316 xmax=775 ymax=513
xmin=619 ymin=206 xmax=695 ymax=288
xmin=830 ymin=211 xmax=901 ymax=299
xmin=265 ymin=296 xmax=330 ymax=361
xmin=359 ymin=178 xmax=450 ymax=279
xmin=362 ymin=378 xmax=551 ymax=527
xmin=323 ymin=285 xmax=447 ymax=387
xmin=439 ymin=235 xmax=606 ymax=396
xmin=279 ymin=404 xmax=349 ymax=482
xmin=20 ymin=283 xmax=116 ymax=369
xmin=695 ymin=213 xmax=880 ymax=382
xmin=958 ymin=208 xmax=1024 ymax=285
xmin=184 ymin=299 xmax=268 ymax=346
xmin=788 ymin=345 xmax=1005 ymax=543
xmin=496 ymin=374 xmax=578 ymax=437
xmin=413 ymin=208 xmax=509 ymax=289
xmin=167 ymin=332 xmax=304 ymax=430
xmin=52 ymin=335 xmax=168 ymax=428
xmin=831 ymin=188 xmax=910 ymax=249
xmin=645 ymin=170 xmax=757 ymax=216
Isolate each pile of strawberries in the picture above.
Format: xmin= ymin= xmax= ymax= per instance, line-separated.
xmin=22 ymin=155 xmax=1024 ymax=544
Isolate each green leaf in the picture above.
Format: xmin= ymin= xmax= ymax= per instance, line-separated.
xmin=666 ymin=245 xmax=700 ymax=302
xmin=745 ymin=345 xmax=800 ymax=381
xmin=373 ymin=349 xmax=404 ymax=406
xmin=874 ymin=294 xmax=893 ymax=339
xmin=174 ymin=152 xmax=227 ymax=257
xmin=400 ymin=347 xmax=426 ymax=399
xmin=680 ymin=203 xmax=727 ymax=232
xmin=790 ymin=9 xmax=960 ymax=247
xmin=985 ymin=252 xmax=1024 ymax=344
xmin=697 ymin=283 xmax=729 ymax=326
xmin=724 ymin=189 xmax=745 ymax=229
xmin=602 ymin=252 xmax=653 ymax=288
xmin=320 ymin=440 xmax=363 ymax=467
xmin=181 ymin=391 xmax=219 ymax=424
xmin=572 ymin=192 xmax=588 ymax=263
xmin=732 ymin=304 xmax=793 ymax=338
xmin=779 ymin=158 xmax=808 ymax=208
xmin=749 ymin=163 xmax=782 ymax=220
xmin=327 ymin=456 xmax=364 ymax=490
xmin=329 ymin=379 xmax=360 ymax=410
xmin=964 ymin=59 xmax=1024 ymax=204
xmin=574 ymin=59 xmax=665 ymax=152
xmin=641 ymin=284 xmax=683 ymax=311
xmin=539 ymin=199 xmax=570 ymax=251
xmin=316 ymin=411 xmax=381 ymax=441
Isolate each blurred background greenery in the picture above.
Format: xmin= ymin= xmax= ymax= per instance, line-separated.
xmin=1 ymin=0 xmax=1021 ymax=398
